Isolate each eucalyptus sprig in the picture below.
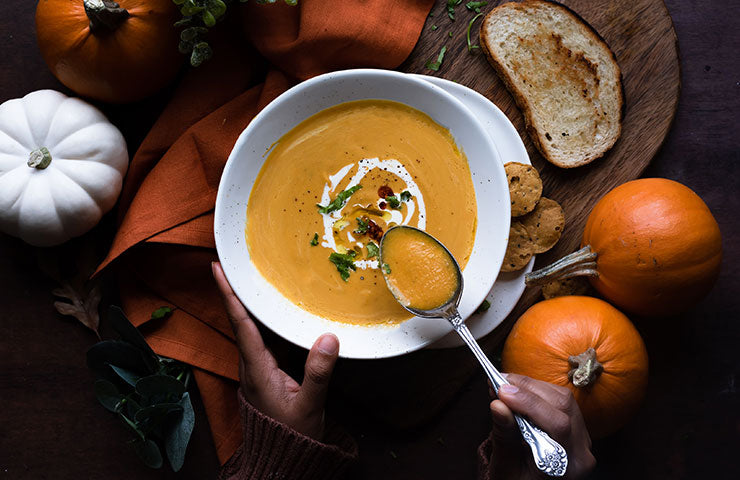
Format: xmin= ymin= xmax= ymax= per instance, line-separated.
xmin=87 ymin=306 xmax=194 ymax=471
xmin=173 ymin=0 xmax=298 ymax=67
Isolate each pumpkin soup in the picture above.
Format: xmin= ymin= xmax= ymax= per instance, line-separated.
xmin=380 ymin=227 xmax=460 ymax=311
xmin=246 ymin=99 xmax=476 ymax=325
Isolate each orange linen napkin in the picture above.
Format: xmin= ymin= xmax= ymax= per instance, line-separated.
xmin=97 ymin=0 xmax=434 ymax=465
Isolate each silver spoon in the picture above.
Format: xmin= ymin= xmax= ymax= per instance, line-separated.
xmin=379 ymin=226 xmax=568 ymax=477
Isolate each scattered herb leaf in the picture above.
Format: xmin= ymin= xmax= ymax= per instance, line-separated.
xmin=425 ymin=45 xmax=447 ymax=72
xmin=382 ymin=263 xmax=392 ymax=275
xmin=449 ymin=31 xmax=453 ymax=37
xmin=366 ymin=242 xmax=379 ymax=259
xmin=475 ymin=299 xmax=491 ymax=314
xmin=151 ymin=306 xmax=174 ymax=321
xmin=329 ymin=252 xmax=357 ymax=281
xmin=465 ymin=1 xmax=488 ymax=13
xmin=354 ymin=217 xmax=369 ymax=234
xmin=467 ymin=12 xmax=484 ymax=52
xmin=400 ymin=191 xmax=412 ymax=202
xmin=431 ymin=24 xmax=438 ymax=30
xmin=310 ymin=233 xmax=319 ymax=246
xmin=385 ymin=195 xmax=402 ymax=209
xmin=446 ymin=0 xmax=463 ymax=20
xmin=317 ymin=185 xmax=362 ymax=214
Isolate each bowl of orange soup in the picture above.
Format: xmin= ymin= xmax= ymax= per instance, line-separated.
xmin=215 ymin=69 xmax=510 ymax=358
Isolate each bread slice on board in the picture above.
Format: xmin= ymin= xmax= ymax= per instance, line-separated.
xmin=480 ymin=0 xmax=623 ymax=168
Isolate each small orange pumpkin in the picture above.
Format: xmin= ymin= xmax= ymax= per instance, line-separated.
xmin=36 ymin=0 xmax=182 ymax=103
xmin=502 ymin=296 xmax=649 ymax=439
xmin=526 ymin=178 xmax=722 ymax=317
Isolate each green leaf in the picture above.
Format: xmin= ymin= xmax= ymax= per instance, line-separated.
xmin=385 ymin=195 xmax=402 ymax=209
xmin=366 ymin=242 xmax=379 ymax=259
xmin=124 ymin=395 xmax=143 ymax=419
xmin=475 ymin=299 xmax=491 ymax=314
xmin=150 ymin=306 xmax=174 ymax=321
xmin=110 ymin=364 xmax=141 ymax=387
xmin=119 ymin=411 xmax=146 ymax=441
xmin=316 ymin=185 xmax=363 ymax=214
xmin=202 ymin=10 xmax=216 ymax=27
xmin=400 ymin=191 xmax=412 ymax=202
xmin=136 ymin=375 xmax=186 ymax=401
xmin=354 ymin=217 xmax=369 ymax=235
xmin=328 ymin=252 xmax=357 ymax=281
xmin=190 ymin=41 xmax=213 ymax=67
xmin=134 ymin=403 xmax=183 ymax=424
xmin=465 ymin=1 xmax=488 ymax=13
xmin=87 ymin=340 xmax=156 ymax=377
xmin=109 ymin=306 xmax=157 ymax=362
xmin=447 ymin=0 xmax=463 ymax=20
xmin=467 ymin=12 xmax=485 ymax=52
xmin=133 ymin=439 xmax=163 ymax=469
xmin=425 ymin=45 xmax=447 ymax=72
xmin=310 ymin=233 xmax=319 ymax=246
xmin=207 ymin=0 xmax=227 ymax=17
xmin=382 ymin=263 xmax=392 ymax=275
xmin=165 ymin=392 xmax=195 ymax=472
xmin=94 ymin=379 xmax=124 ymax=413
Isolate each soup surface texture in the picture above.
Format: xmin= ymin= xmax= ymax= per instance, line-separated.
xmin=246 ymin=99 xmax=477 ymax=325
xmin=381 ymin=227 xmax=460 ymax=311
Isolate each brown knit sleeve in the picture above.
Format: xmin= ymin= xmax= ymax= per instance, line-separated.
xmin=477 ymin=435 xmax=493 ymax=480
xmin=218 ymin=390 xmax=358 ymax=480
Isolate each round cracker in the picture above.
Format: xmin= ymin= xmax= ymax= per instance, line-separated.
xmin=501 ymin=221 xmax=534 ymax=272
xmin=505 ymin=162 xmax=543 ymax=217
xmin=541 ymin=277 xmax=592 ymax=299
xmin=519 ymin=197 xmax=565 ymax=254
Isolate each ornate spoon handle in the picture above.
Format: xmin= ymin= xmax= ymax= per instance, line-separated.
xmin=447 ymin=311 xmax=568 ymax=477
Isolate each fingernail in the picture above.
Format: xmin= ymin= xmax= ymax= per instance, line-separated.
xmin=317 ymin=334 xmax=339 ymax=355
xmin=500 ymin=384 xmax=519 ymax=395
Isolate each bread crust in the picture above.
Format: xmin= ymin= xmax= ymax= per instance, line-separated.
xmin=480 ymin=0 xmax=624 ymax=168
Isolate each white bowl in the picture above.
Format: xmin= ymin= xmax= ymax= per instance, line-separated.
xmin=215 ymin=69 xmax=511 ymax=359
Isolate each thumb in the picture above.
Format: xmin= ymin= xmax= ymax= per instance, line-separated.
xmin=297 ymin=334 xmax=339 ymax=412
xmin=489 ymin=398 xmax=526 ymax=477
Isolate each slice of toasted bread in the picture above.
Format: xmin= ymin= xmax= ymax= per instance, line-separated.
xmin=480 ymin=0 xmax=623 ymax=168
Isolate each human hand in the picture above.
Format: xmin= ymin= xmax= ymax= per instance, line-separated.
xmin=488 ymin=374 xmax=596 ymax=479
xmin=212 ymin=261 xmax=339 ymax=441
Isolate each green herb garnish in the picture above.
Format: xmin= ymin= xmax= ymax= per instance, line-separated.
xmin=366 ymin=242 xmax=379 ymax=259
xmin=431 ymin=24 xmax=438 ymax=31
xmin=446 ymin=0 xmax=463 ymax=20
xmin=329 ymin=252 xmax=357 ymax=281
xmin=449 ymin=31 xmax=453 ymax=38
xmin=310 ymin=233 xmax=319 ymax=246
xmin=425 ymin=45 xmax=447 ymax=72
xmin=385 ymin=195 xmax=402 ymax=209
xmin=400 ymin=191 xmax=412 ymax=202
xmin=382 ymin=263 xmax=392 ymax=275
xmin=354 ymin=217 xmax=369 ymax=234
xmin=465 ymin=1 xmax=488 ymax=13
xmin=317 ymin=185 xmax=362 ymax=214
xmin=467 ymin=12 xmax=484 ymax=52
xmin=475 ymin=299 xmax=491 ymax=314
xmin=175 ymin=0 xmax=298 ymax=67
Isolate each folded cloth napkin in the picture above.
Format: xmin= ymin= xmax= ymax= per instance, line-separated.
xmin=97 ymin=0 xmax=434 ymax=464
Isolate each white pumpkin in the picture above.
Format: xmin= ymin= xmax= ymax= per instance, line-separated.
xmin=0 ymin=90 xmax=128 ymax=247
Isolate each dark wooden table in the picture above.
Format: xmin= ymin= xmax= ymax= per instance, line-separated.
xmin=1 ymin=1 xmax=738 ymax=479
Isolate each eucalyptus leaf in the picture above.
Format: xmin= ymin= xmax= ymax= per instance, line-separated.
xmin=166 ymin=392 xmax=195 ymax=472
xmin=133 ymin=439 xmax=163 ymax=469
xmin=108 ymin=306 xmax=158 ymax=360
xmin=190 ymin=42 xmax=213 ymax=67
xmin=136 ymin=375 xmax=186 ymax=401
xmin=110 ymin=364 xmax=141 ymax=387
xmin=118 ymin=412 xmax=146 ymax=441
xmin=134 ymin=403 xmax=183 ymax=424
xmin=207 ymin=0 xmax=227 ymax=17
xmin=87 ymin=341 xmax=155 ymax=377
xmin=94 ymin=379 xmax=123 ymax=413
xmin=124 ymin=395 xmax=143 ymax=419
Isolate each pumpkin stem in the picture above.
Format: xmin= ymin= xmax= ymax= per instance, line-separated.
xmin=568 ymin=347 xmax=603 ymax=388
xmin=525 ymin=245 xmax=599 ymax=287
xmin=84 ymin=0 xmax=129 ymax=33
xmin=28 ymin=147 xmax=52 ymax=170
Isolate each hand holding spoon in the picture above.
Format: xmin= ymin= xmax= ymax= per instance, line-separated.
xmin=379 ymin=226 xmax=568 ymax=477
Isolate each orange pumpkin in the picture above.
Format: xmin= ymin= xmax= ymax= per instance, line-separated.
xmin=502 ymin=296 xmax=649 ymax=439
xmin=526 ymin=178 xmax=722 ymax=317
xmin=36 ymin=0 xmax=183 ymax=103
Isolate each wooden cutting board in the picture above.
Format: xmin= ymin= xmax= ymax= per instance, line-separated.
xmin=332 ymin=0 xmax=679 ymax=428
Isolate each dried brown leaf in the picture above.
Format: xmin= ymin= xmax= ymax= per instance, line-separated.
xmin=53 ymin=281 xmax=101 ymax=339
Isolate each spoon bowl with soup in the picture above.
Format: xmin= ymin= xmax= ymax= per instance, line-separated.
xmin=379 ymin=226 xmax=569 ymax=477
